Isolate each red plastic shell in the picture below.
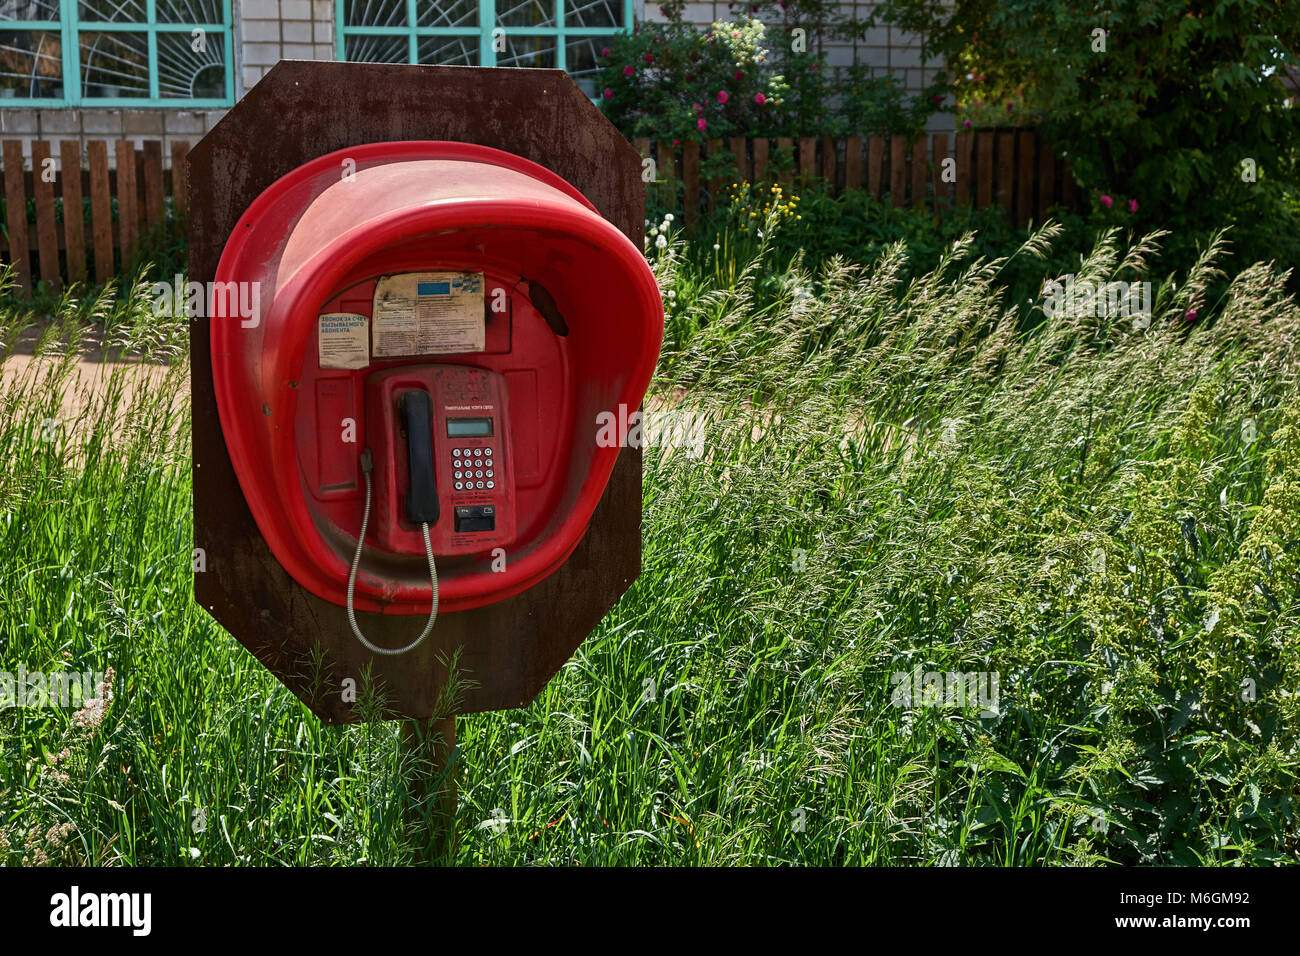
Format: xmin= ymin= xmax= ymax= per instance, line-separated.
xmin=210 ymin=141 xmax=663 ymax=615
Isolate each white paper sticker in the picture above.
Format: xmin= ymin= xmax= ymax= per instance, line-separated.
xmin=371 ymin=271 xmax=485 ymax=356
xmin=317 ymin=312 xmax=369 ymax=369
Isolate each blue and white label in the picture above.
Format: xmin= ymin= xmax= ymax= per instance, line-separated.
xmin=372 ymin=271 xmax=485 ymax=356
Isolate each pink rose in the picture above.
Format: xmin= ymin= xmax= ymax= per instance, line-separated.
xmin=603 ymin=87 xmax=613 ymax=99
xmin=623 ymin=65 xmax=634 ymax=76
xmin=734 ymin=70 xmax=743 ymax=80
xmin=698 ymin=118 xmax=707 ymax=131
xmin=692 ymin=102 xmax=703 ymax=113
xmin=754 ymin=92 xmax=766 ymax=105
xmin=601 ymin=47 xmax=610 ymax=58
xmin=717 ymin=90 xmax=729 ymax=104
xmin=644 ymin=53 xmax=654 ymax=64
xmin=1100 ymin=194 xmax=1113 ymax=209
xmin=1128 ymin=199 xmax=1138 ymax=213
xmin=963 ymin=119 xmax=971 ymax=128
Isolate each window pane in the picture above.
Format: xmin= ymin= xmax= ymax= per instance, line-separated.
xmin=565 ymin=0 xmax=622 ymax=29
xmin=344 ymin=0 xmax=407 ymax=29
xmin=0 ymin=1 xmax=60 ymax=22
xmin=416 ymin=0 xmax=477 ymax=28
xmin=0 ymin=28 xmax=62 ymax=97
xmin=157 ymin=28 xmax=224 ymax=98
xmin=496 ymin=0 xmax=554 ymax=29
xmin=565 ymin=35 xmax=603 ymax=96
xmin=156 ymin=0 xmax=226 ymax=24
xmin=498 ymin=34 xmax=553 ymax=68
xmin=345 ymin=33 xmax=409 ymax=63
xmin=417 ymin=34 xmax=478 ymax=66
xmin=79 ymin=29 xmax=149 ymax=97
xmin=78 ymin=0 xmax=146 ymax=23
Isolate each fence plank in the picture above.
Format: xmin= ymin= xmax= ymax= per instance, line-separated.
xmin=821 ymin=135 xmax=836 ymax=192
xmin=797 ymin=137 xmax=815 ymax=184
xmin=729 ymin=136 xmax=748 ymax=183
xmin=910 ymin=136 xmax=927 ymax=209
xmin=931 ymin=133 xmax=948 ymax=215
xmin=3 ymin=142 xmax=30 ymax=292
xmin=1017 ymin=131 xmax=1034 ymax=226
xmin=954 ymin=131 xmax=971 ymax=206
xmin=681 ymin=140 xmax=700 ymax=225
xmin=657 ymin=139 xmax=676 ymax=211
xmin=31 ymin=141 xmax=60 ymax=290
xmin=171 ymin=140 xmax=189 ymax=217
xmin=976 ymin=131 xmax=993 ymax=208
xmin=143 ymin=140 xmax=165 ymax=233
xmin=776 ymin=138 xmax=793 ymax=189
xmin=706 ymin=138 xmax=723 ymax=203
xmin=867 ymin=136 xmax=884 ymax=198
xmin=60 ymin=140 xmax=87 ymax=284
xmin=115 ymin=140 xmax=138 ymax=264
xmin=1036 ymin=136 xmax=1056 ymax=222
xmin=89 ymin=141 xmax=113 ymax=284
xmin=1061 ymin=163 xmax=1078 ymax=211
xmin=844 ymin=135 xmax=862 ymax=192
xmin=752 ymin=138 xmax=769 ymax=184
xmin=996 ymin=131 xmax=1015 ymax=214
xmin=889 ymin=135 xmax=907 ymax=205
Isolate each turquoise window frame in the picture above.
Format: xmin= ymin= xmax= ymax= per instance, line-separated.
xmin=336 ymin=0 xmax=636 ymax=76
xmin=0 ymin=1 xmax=234 ymax=107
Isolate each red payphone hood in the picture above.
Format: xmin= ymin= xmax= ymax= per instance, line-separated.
xmin=210 ymin=141 xmax=662 ymax=614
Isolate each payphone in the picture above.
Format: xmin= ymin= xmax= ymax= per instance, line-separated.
xmin=209 ymin=141 xmax=663 ymax=655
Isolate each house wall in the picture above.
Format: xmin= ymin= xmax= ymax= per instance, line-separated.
xmin=0 ymin=0 xmax=337 ymax=168
xmin=0 ymin=0 xmax=947 ymax=166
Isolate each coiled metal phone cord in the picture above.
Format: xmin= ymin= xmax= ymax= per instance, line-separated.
xmin=346 ymin=449 xmax=438 ymax=656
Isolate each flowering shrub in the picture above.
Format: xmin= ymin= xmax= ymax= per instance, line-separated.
xmin=721 ymin=181 xmax=802 ymax=234
xmin=599 ymin=17 xmax=791 ymax=142
xmin=598 ymin=13 xmax=945 ymax=141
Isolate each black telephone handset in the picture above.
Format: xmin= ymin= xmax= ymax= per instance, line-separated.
xmin=400 ymin=391 xmax=440 ymax=525
xmin=348 ymin=390 xmax=440 ymax=656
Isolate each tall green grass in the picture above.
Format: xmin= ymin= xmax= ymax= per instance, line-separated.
xmin=1 ymin=222 xmax=1298 ymax=866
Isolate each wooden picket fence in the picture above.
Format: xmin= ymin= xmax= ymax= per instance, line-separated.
xmin=635 ymin=128 xmax=1081 ymax=226
xmin=0 ymin=130 xmax=1075 ymax=293
xmin=1 ymin=138 xmax=191 ymax=294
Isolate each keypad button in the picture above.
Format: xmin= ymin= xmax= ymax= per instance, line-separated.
xmin=452 ymin=459 xmax=461 ymax=468
xmin=454 ymin=481 xmax=464 ymax=491
xmin=485 ymin=469 xmax=494 ymax=478
xmin=486 ymin=480 xmax=495 ymax=489
xmin=484 ymin=447 xmax=493 ymax=457
xmin=473 ymin=448 xmax=482 ymax=457
xmin=453 ymin=470 xmax=461 ymax=479
xmin=452 ymin=448 xmax=461 ymax=457
xmin=475 ymin=480 xmax=485 ymax=489
xmin=485 ymin=458 xmax=493 ymax=468
xmin=475 ymin=469 xmax=483 ymax=478
xmin=473 ymin=459 xmax=483 ymax=468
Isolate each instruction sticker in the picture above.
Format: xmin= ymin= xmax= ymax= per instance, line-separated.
xmin=371 ymin=271 xmax=485 ymax=356
xmin=318 ymin=312 xmax=369 ymax=369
